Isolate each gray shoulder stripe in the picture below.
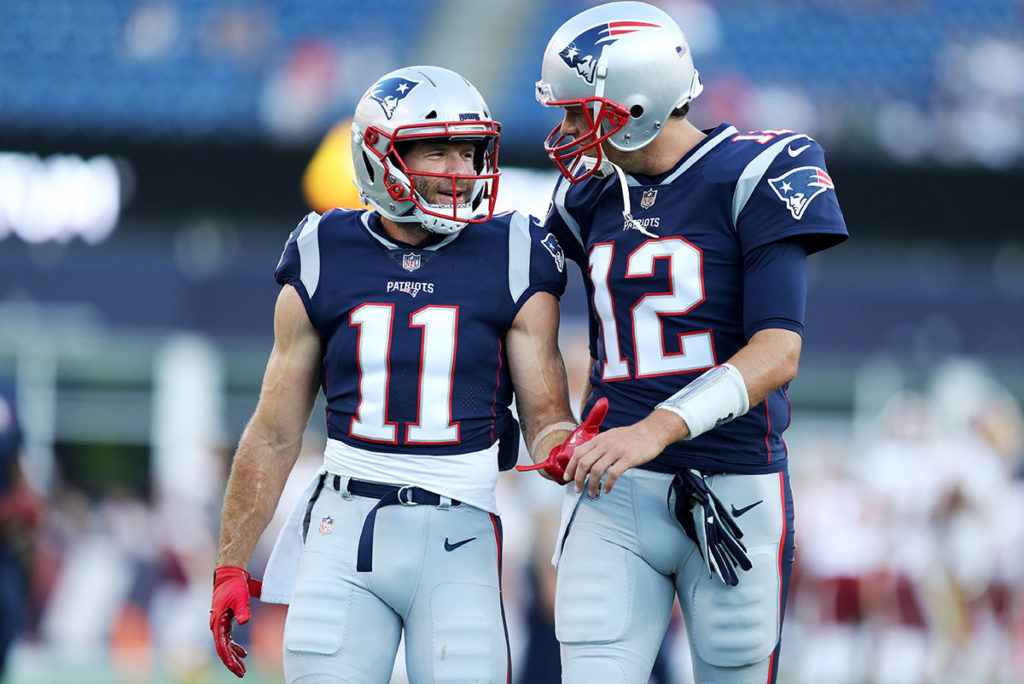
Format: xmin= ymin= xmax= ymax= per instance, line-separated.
xmin=553 ymin=176 xmax=584 ymax=252
xmin=298 ymin=211 xmax=322 ymax=297
xmin=731 ymin=133 xmax=809 ymax=229
xmin=508 ymin=212 xmax=532 ymax=302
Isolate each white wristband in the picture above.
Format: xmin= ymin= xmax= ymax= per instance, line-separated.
xmin=528 ymin=421 xmax=577 ymax=458
xmin=655 ymin=363 xmax=749 ymax=440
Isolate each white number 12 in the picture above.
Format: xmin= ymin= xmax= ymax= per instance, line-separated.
xmin=589 ymin=239 xmax=714 ymax=380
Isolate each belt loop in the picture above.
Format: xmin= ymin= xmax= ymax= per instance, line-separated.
xmin=438 ymin=495 xmax=452 ymax=511
xmin=335 ymin=474 xmax=352 ymax=500
xmin=397 ymin=485 xmax=417 ymax=506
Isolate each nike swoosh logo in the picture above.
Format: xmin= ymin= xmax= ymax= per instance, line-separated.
xmin=787 ymin=144 xmax=810 ymax=157
xmin=730 ymin=500 xmax=763 ymax=517
xmin=444 ymin=536 xmax=476 ymax=552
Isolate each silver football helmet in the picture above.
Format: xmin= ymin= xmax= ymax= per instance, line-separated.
xmin=351 ymin=66 xmax=501 ymax=234
xmin=536 ymin=1 xmax=703 ymax=181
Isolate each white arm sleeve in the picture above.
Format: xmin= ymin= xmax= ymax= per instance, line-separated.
xmin=655 ymin=363 xmax=749 ymax=440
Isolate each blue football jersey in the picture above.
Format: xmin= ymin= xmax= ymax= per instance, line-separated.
xmin=275 ymin=209 xmax=567 ymax=457
xmin=544 ymin=124 xmax=848 ymax=474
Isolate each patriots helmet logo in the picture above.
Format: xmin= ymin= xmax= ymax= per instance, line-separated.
xmin=559 ymin=21 xmax=660 ymax=84
xmin=368 ymin=77 xmax=419 ymax=119
xmin=541 ymin=233 xmax=564 ymax=273
xmin=768 ymin=166 xmax=835 ymax=220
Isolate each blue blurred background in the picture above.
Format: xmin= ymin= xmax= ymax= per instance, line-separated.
xmin=1 ymin=1 xmax=1023 ymax=682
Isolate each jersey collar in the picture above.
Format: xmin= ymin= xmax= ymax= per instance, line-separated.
xmin=360 ymin=211 xmax=462 ymax=252
xmin=626 ymin=123 xmax=738 ymax=187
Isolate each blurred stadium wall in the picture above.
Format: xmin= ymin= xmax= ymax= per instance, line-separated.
xmin=1 ymin=1 xmax=1023 ymax=683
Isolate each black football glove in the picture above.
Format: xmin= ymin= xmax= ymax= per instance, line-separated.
xmin=668 ymin=468 xmax=752 ymax=586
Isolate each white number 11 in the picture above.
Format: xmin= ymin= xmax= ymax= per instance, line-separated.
xmin=349 ymin=304 xmax=460 ymax=444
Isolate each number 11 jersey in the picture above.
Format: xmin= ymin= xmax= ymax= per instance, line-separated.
xmin=275 ymin=208 xmax=567 ymax=458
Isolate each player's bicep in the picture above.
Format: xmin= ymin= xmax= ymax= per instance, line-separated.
xmin=741 ymin=239 xmax=807 ymax=339
xmin=250 ymin=285 xmax=323 ymax=448
xmin=506 ymin=291 xmax=574 ymax=443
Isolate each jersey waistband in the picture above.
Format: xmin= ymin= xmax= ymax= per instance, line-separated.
xmin=323 ymin=438 xmax=500 ymax=514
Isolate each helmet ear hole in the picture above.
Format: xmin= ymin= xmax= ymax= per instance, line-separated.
xmin=629 ymin=104 xmax=644 ymax=118
xmin=425 ymin=110 xmax=438 ymax=119
xmin=361 ymin=151 xmax=376 ymax=183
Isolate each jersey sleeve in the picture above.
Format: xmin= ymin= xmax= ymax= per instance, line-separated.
xmin=733 ymin=137 xmax=848 ymax=256
xmin=506 ymin=212 xmax=568 ymax=316
xmin=273 ymin=211 xmax=322 ymax=327
xmin=542 ymin=175 xmax=589 ymax=269
xmin=742 ymin=239 xmax=808 ymax=338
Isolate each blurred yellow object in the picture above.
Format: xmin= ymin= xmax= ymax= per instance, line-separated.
xmin=302 ymin=118 xmax=369 ymax=212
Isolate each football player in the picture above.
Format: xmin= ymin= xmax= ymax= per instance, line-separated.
xmin=531 ymin=2 xmax=848 ymax=683
xmin=210 ymin=66 xmax=589 ymax=682
xmin=0 ymin=381 xmax=41 ymax=678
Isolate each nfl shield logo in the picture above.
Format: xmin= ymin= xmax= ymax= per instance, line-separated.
xmin=318 ymin=515 xmax=335 ymax=535
xmin=640 ymin=188 xmax=658 ymax=210
xmin=402 ymin=252 xmax=421 ymax=272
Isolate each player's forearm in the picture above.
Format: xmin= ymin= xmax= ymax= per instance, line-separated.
xmin=506 ymin=292 xmax=577 ymax=463
xmin=215 ymin=427 xmax=301 ymax=568
xmin=649 ymin=329 xmax=802 ymax=445
xmin=724 ymin=328 xmax=801 ymax=407
xmin=517 ymin=362 xmax=576 ymax=464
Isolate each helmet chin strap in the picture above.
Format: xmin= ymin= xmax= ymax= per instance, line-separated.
xmin=610 ymin=162 xmax=657 ymax=238
xmin=416 ymin=210 xmax=467 ymax=235
xmin=585 ymin=49 xmax=652 ymax=237
xmin=580 ymin=155 xmax=656 ymax=239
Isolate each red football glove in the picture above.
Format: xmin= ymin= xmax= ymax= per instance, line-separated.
xmin=210 ymin=566 xmax=262 ymax=678
xmin=517 ymin=398 xmax=609 ymax=483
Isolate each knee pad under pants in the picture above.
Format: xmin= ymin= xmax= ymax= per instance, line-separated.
xmin=283 ymin=484 xmax=511 ymax=683
xmin=554 ymin=469 xmax=794 ymax=684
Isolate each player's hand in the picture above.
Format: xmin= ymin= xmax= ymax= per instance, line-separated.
xmin=517 ymin=398 xmax=609 ymax=484
xmin=565 ymin=408 xmax=678 ymax=497
xmin=210 ymin=566 xmax=262 ymax=678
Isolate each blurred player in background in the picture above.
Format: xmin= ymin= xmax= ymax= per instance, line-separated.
xmin=530 ymin=2 xmax=848 ymax=682
xmin=0 ymin=380 xmax=42 ymax=678
xmin=210 ymin=65 xmax=586 ymax=682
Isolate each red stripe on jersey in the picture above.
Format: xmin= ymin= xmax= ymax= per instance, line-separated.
xmin=489 ymin=335 xmax=504 ymax=443
xmin=489 ymin=513 xmax=511 ymax=684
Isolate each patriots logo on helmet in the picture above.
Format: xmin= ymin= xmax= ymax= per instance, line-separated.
xmin=559 ymin=21 xmax=660 ymax=84
xmin=768 ymin=166 xmax=835 ymax=220
xmin=368 ymin=77 xmax=419 ymax=119
xmin=541 ymin=233 xmax=564 ymax=273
